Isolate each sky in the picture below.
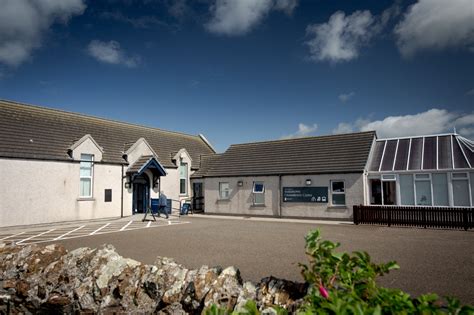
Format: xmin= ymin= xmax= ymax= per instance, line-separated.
xmin=0 ymin=0 xmax=473 ymax=153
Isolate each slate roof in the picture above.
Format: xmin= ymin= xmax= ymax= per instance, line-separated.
xmin=0 ymin=100 xmax=215 ymax=167
xmin=191 ymin=154 xmax=221 ymax=178
xmin=369 ymin=134 xmax=474 ymax=172
xmin=200 ymin=131 xmax=376 ymax=177
xmin=127 ymin=155 xmax=154 ymax=174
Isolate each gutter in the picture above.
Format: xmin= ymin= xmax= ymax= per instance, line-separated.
xmin=278 ymin=174 xmax=282 ymax=218
xmin=121 ymin=164 xmax=125 ymax=218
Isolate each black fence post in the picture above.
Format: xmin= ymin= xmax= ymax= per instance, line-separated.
xmin=463 ymin=208 xmax=468 ymax=231
xmin=423 ymin=207 xmax=427 ymax=229
xmin=353 ymin=205 xmax=359 ymax=225
xmin=387 ymin=207 xmax=391 ymax=227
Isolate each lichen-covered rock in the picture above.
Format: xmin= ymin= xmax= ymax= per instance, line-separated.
xmin=158 ymin=302 xmax=188 ymax=314
xmin=204 ymin=266 xmax=243 ymax=311
xmin=235 ymin=281 xmax=258 ymax=312
xmin=257 ymin=276 xmax=308 ymax=312
xmin=154 ymin=256 xmax=191 ymax=305
xmin=0 ymin=243 xmax=308 ymax=314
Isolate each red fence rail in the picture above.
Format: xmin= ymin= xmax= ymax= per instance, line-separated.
xmin=353 ymin=205 xmax=474 ymax=230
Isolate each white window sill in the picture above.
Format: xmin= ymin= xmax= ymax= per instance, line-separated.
xmin=77 ymin=197 xmax=95 ymax=201
xmin=251 ymin=204 xmax=266 ymax=208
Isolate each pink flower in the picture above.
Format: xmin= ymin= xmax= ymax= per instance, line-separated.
xmin=319 ymin=285 xmax=329 ymax=299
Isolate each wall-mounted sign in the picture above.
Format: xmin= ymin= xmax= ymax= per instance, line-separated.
xmin=283 ymin=187 xmax=328 ymax=203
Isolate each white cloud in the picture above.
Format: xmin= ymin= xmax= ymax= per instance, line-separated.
xmin=332 ymin=118 xmax=370 ymax=134
xmin=274 ymin=0 xmax=298 ymax=15
xmin=395 ymin=0 xmax=474 ymax=57
xmin=206 ymin=0 xmax=298 ymax=36
xmin=305 ymin=10 xmax=377 ymax=62
xmin=0 ymin=0 xmax=86 ymax=67
xmin=338 ymin=91 xmax=355 ymax=102
xmin=305 ymin=2 xmax=401 ymax=63
xmin=333 ymin=109 xmax=474 ymax=139
xmin=282 ymin=123 xmax=318 ymax=139
xmin=87 ymin=40 xmax=140 ymax=68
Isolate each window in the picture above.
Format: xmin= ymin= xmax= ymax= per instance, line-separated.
xmin=219 ymin=182 xmax=230 ymax=199
xmin=399 ymin=174 xmax=415 ymax=205
xmin=415 ymin=174 xmax=432 ymax=206
xmin=80 ymin=154 xmax=94 ymax=197
xmin=179 ymin=161 xmax=188 ymax=195
xmin=253 ymin=181 xmax=265 ymax=205
xmin=253 ymin=182 xmax=265 ymax=193
xmin=369 ymin=178 xmax=382 ymax=205
xmin=382 ymin=181 xmax=397 ymax=205
xmin=369 ymin=176 xmax=396 ymax=205
xmin=432 ymin=173 xmax=449 ymax=206
xmin=452 ymin=173 xmax=470 ymax=207
xmin=331 ymin=181 xmax=345 ymax=205
xmin=382 ymin=175 xmax=397 ymax=205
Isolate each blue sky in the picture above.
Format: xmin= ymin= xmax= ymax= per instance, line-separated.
xmin=0 ymin=0 xmax=473 ymax=152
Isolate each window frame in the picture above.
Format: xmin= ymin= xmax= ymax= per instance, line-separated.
xmin=252 ymin=182 xmax=265 ymax=194
xmin=451 ymin=172 xmax=472 ymax=207
xmin=79 ymin=154 xmax=94 ymax=198
xmin=252 ymin=181 xmax=265 ymax=205
xmin=414 ymin=173 xmax=433 ymax=206
xmin=368 ymin=171 xmax=471 ymax=208
xmin=331 ymin=180 xmax=346 ymax=206
xmin=179 ymin=161 xmax=188 ymax=196
xmin=219 ymin=182 xmax=230 ymax=200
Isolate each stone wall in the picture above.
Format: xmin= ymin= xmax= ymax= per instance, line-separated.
xmin=0 ymin=243 xmax=307 ymax=314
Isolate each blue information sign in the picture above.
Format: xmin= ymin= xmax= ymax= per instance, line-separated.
xmin=283 ymin=187 xmax=328 ymax=203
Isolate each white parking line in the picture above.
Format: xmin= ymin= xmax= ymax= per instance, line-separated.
xmin=120 ymin=220 xmax=133 ymax=231
xmin=1 ymin=219 xmax=191 ymax=246
xmin=54 ymin=225 xmax=85 ymax=240
xmin=0 ymin=231 xmax=24 ymax=241
xmin=90 ymin=223 xmax=110 ymax=235
xmin=17 ymin=229 xmax=55 ymax=244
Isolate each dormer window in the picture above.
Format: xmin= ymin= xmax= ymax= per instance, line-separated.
xmin=80 ymin=154 xmax=94 ymax=198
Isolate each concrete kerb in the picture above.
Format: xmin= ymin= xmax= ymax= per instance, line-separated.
xmin=190 ymin=213 xmax=353 ymax=225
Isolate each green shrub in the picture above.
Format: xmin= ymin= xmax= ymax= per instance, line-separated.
xmin=298 ymin=229 xmax=474 ymax=315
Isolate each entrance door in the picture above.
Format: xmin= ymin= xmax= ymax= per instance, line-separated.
xmin=192 ymin=182 xmax=204 ymax=211
xmin=133 ymin=175 xmax=150 ymax=213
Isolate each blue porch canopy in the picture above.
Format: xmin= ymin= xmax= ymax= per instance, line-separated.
xmin=127 ymin=155 xmax=167 ymax=179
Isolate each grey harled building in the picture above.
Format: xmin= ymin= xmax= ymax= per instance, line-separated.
xmin=1 ymin=99 xmax=473 ymax=227
xmin=192 ymin=131 xmax=376 ymax=220
xmin=193 ymin=131 xmax=474 ymax=219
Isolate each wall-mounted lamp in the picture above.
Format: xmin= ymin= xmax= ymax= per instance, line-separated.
xmin=124 ymin=175 xmax=131 ymax=188
xmin=305 ymin=179 xmax=312 ymax=186
xmin=237 ymin=180 xmax=243 ymax=187
xmin=153 ymin=176 xmax=159 ymax=188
